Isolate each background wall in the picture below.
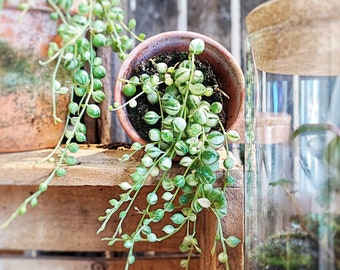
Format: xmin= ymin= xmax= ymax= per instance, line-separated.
xmin=89 ymin=0 xmax=269 ymax=144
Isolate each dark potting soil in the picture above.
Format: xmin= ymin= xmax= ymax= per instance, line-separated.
xmin=126 ymin=52 xmax=226 ymax=142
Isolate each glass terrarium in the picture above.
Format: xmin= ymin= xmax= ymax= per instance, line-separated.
xmin=245 ymin=0 xmax=340 ymax=269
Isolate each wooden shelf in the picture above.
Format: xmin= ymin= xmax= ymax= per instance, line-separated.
xmin=0 ymin=145 xmax=244 ymax=270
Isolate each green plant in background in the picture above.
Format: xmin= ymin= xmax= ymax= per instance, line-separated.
xmin=98 ymin=38 xmax=241 ymax=270
xmin=252 ymin=123 xmax=340 ymax=269
xmin=1 ymin=0 xmax=144 ymax=228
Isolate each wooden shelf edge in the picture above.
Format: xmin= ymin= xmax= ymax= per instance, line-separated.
xmin=0 ymin=145 xmax=243 ymax=188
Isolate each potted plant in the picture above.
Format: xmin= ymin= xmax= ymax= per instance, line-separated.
xmin=113 ymin=31 xmax=244 ymax=144
xmin=96 ymin=32 xmax=245 ymax=269
xmin=1 ymin=0 xmax=143 ymax=224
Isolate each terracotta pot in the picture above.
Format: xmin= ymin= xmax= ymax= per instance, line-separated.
xmin=0 ymin=2 xmax=69 ymax=152
xmin=114 ymin=31 xmax=245 ymax=144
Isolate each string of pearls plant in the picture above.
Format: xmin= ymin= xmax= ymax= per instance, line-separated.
xmin=99 ymin=38 xmax=241 ymax=270
xmin=1 ymin=0 xmax=144 ymax=227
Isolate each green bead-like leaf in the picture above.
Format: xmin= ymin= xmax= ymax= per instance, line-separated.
xmin=123 ymin=239 xmax=133 ymax=248
xmin=156 ymin=62 xmax=167 ymax=73
xmin=142 ymin=225 xmax=152 ymax=235
xmin=179 ymin=194 xmax=191 ymax=205
xmin=170 ymin=213 xmax=186 ymax=225
xmin=210 ymin=102 xmax=223 ymax=114
xmin=56 ymin=167 xmax=66 ymax=177
xmin=223 ymin=157 xmax=235 ymax=169
xmin=162 ymin=224 xmax=175 ymax=235
xmin=174 ymin=67 xmax=191 ymax=84
xmin=195 ymin=166 xmax=216 ymax=184
xmin=146 ymin=146 xmax=164 ymax=158
xmin=172 ymin=117 xmax=187 ymax=132
xmin=128 ymin=254 xmax=135 ymax=265
xmin=197 ymin=198 xmax=211 ymax=208
xmin=179 ymin=156 xmax=194 ymax=167
xmin=226 ymin=130 xmax=240 ymax=142
xmin=226 ymin=235 xmax=241 ymax=248
xmin=201 ymin=148 xmax=219 ymax=165
xmin=174 ymin=141 xmax=188 ymax=156
xmin=192 ymin=70 xmax=204 ymax=84
xmin=86 ymin=104 xmax=101 ymax=118
xmin=144 ymin=111 xmax=161 ymax=125
xmin=205 ymin=112 xmax=219 ymax=127
xmin=164 ymin=202 xmax=175 ymax=212
xmin=147 ymin=233 xmax=157 ymax=242
xmin=186 ymin=174 xmax=198 ymax=187
xmin=148 ymin=128 xmax=161 ymax=142
xmin=189 ymin=38 xmax=205 ymax=55
xmin=191 ymin=107 xmax=207 ymax=125
xmin=131 ymin=142 xmax=142 ymax=150
xmin=92 ymin=20 xmax=107 ymax=33
xmin=39 ymin=182 xmax=48 ymax=192
xmin=161 ymin=129 xmax=174 ymax=143
xmin=152 ymin=209 xmax=165 ymax=222
xmin=74 ymin=70 xmax=90 ymax=86
xmin=75 ymin=86 xmax=86 ymax=97
xmin=93 ymin=65 xmax=106 ymax=79
xmin=75 ymin=132 xmax=86 ymax=142
xmin=225 ymin=175 xmax=235 ymax=186
xmin=68 ymin=102 xmax=78 ymax=114
xmin=159 ymin=157 xmax=172 ymax=171
xmin=163 ymin=99 xmax=181 ymax=116
xmin=186 ymin=123 xmax=202 ymax=137
xmin=30 ymin=197 xmax=38 ymax=208
xmin=189 ymin=83 xmax=206 ymax=96
xmin=207 ymin=131 xmax=225 ymax=149
xmin=141 ymin=155 xmax=153 ymax=167
xmin=122 ymin=84 xmax=136 ymax=97
xmin=187 ymin=94 xmax=201 ymax=109
xmin=162 ymin=192 xmax=173 ymax=201
xmin=147 ymin=91 xmax=159 ymax=104
xmin=64 ymin=156 xmax=77 ymax=166
xmin=119 ymin=182 xmax=132 ymax=191
xmin=162 ymin=178 xmax=175 ymax=191
xmin=92 ymin=90 xmax=106 ymax=103
xmin=18 ymin=204 xmax=27 ymax=215
xmin=218 ymin=252 xmax=228 ymax=264
xmin=146 ymin=192 xmax=158 ymax=205
xmin=93 ymin=33 xmax=107 ymax=47
xmin=173 ymin=175 xmax=186 ymax=188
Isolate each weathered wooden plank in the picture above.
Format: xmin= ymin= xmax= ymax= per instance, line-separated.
xmin=0 ymin=146 xmax=243 ymax=188
xmin=130 ymin=0 xmax=178 ymax=37
xmin=188 ymin=0 xmax=231 ymax=49
xmin=0 ymin=185 xmax=200 ymax=252
xmin=0 ymin=255 xmax=201 ymax=270
xmin=0 ymin=187 xmax=243 ymax=269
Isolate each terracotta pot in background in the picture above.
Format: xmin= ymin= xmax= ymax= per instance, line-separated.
xmin=114 ymin=31 xmax=245 ymax=144
xmin=0 ymin=2 xmax=69 ymax=152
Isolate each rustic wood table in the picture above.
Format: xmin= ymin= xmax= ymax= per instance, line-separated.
xmin=0 ymin=145 xmax=243 ymax=269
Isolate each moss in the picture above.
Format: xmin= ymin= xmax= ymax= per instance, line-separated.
xmin=0 ymin=41 xmax=52 ymax=94
xmin=251 ymin=232 xmax=319 ymax=270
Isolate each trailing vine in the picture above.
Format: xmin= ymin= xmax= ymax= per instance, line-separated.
xmin=1 ymin=0 xmax=144 ymax=228
xmin=98 ymin=38 xmax=241 ymax=270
